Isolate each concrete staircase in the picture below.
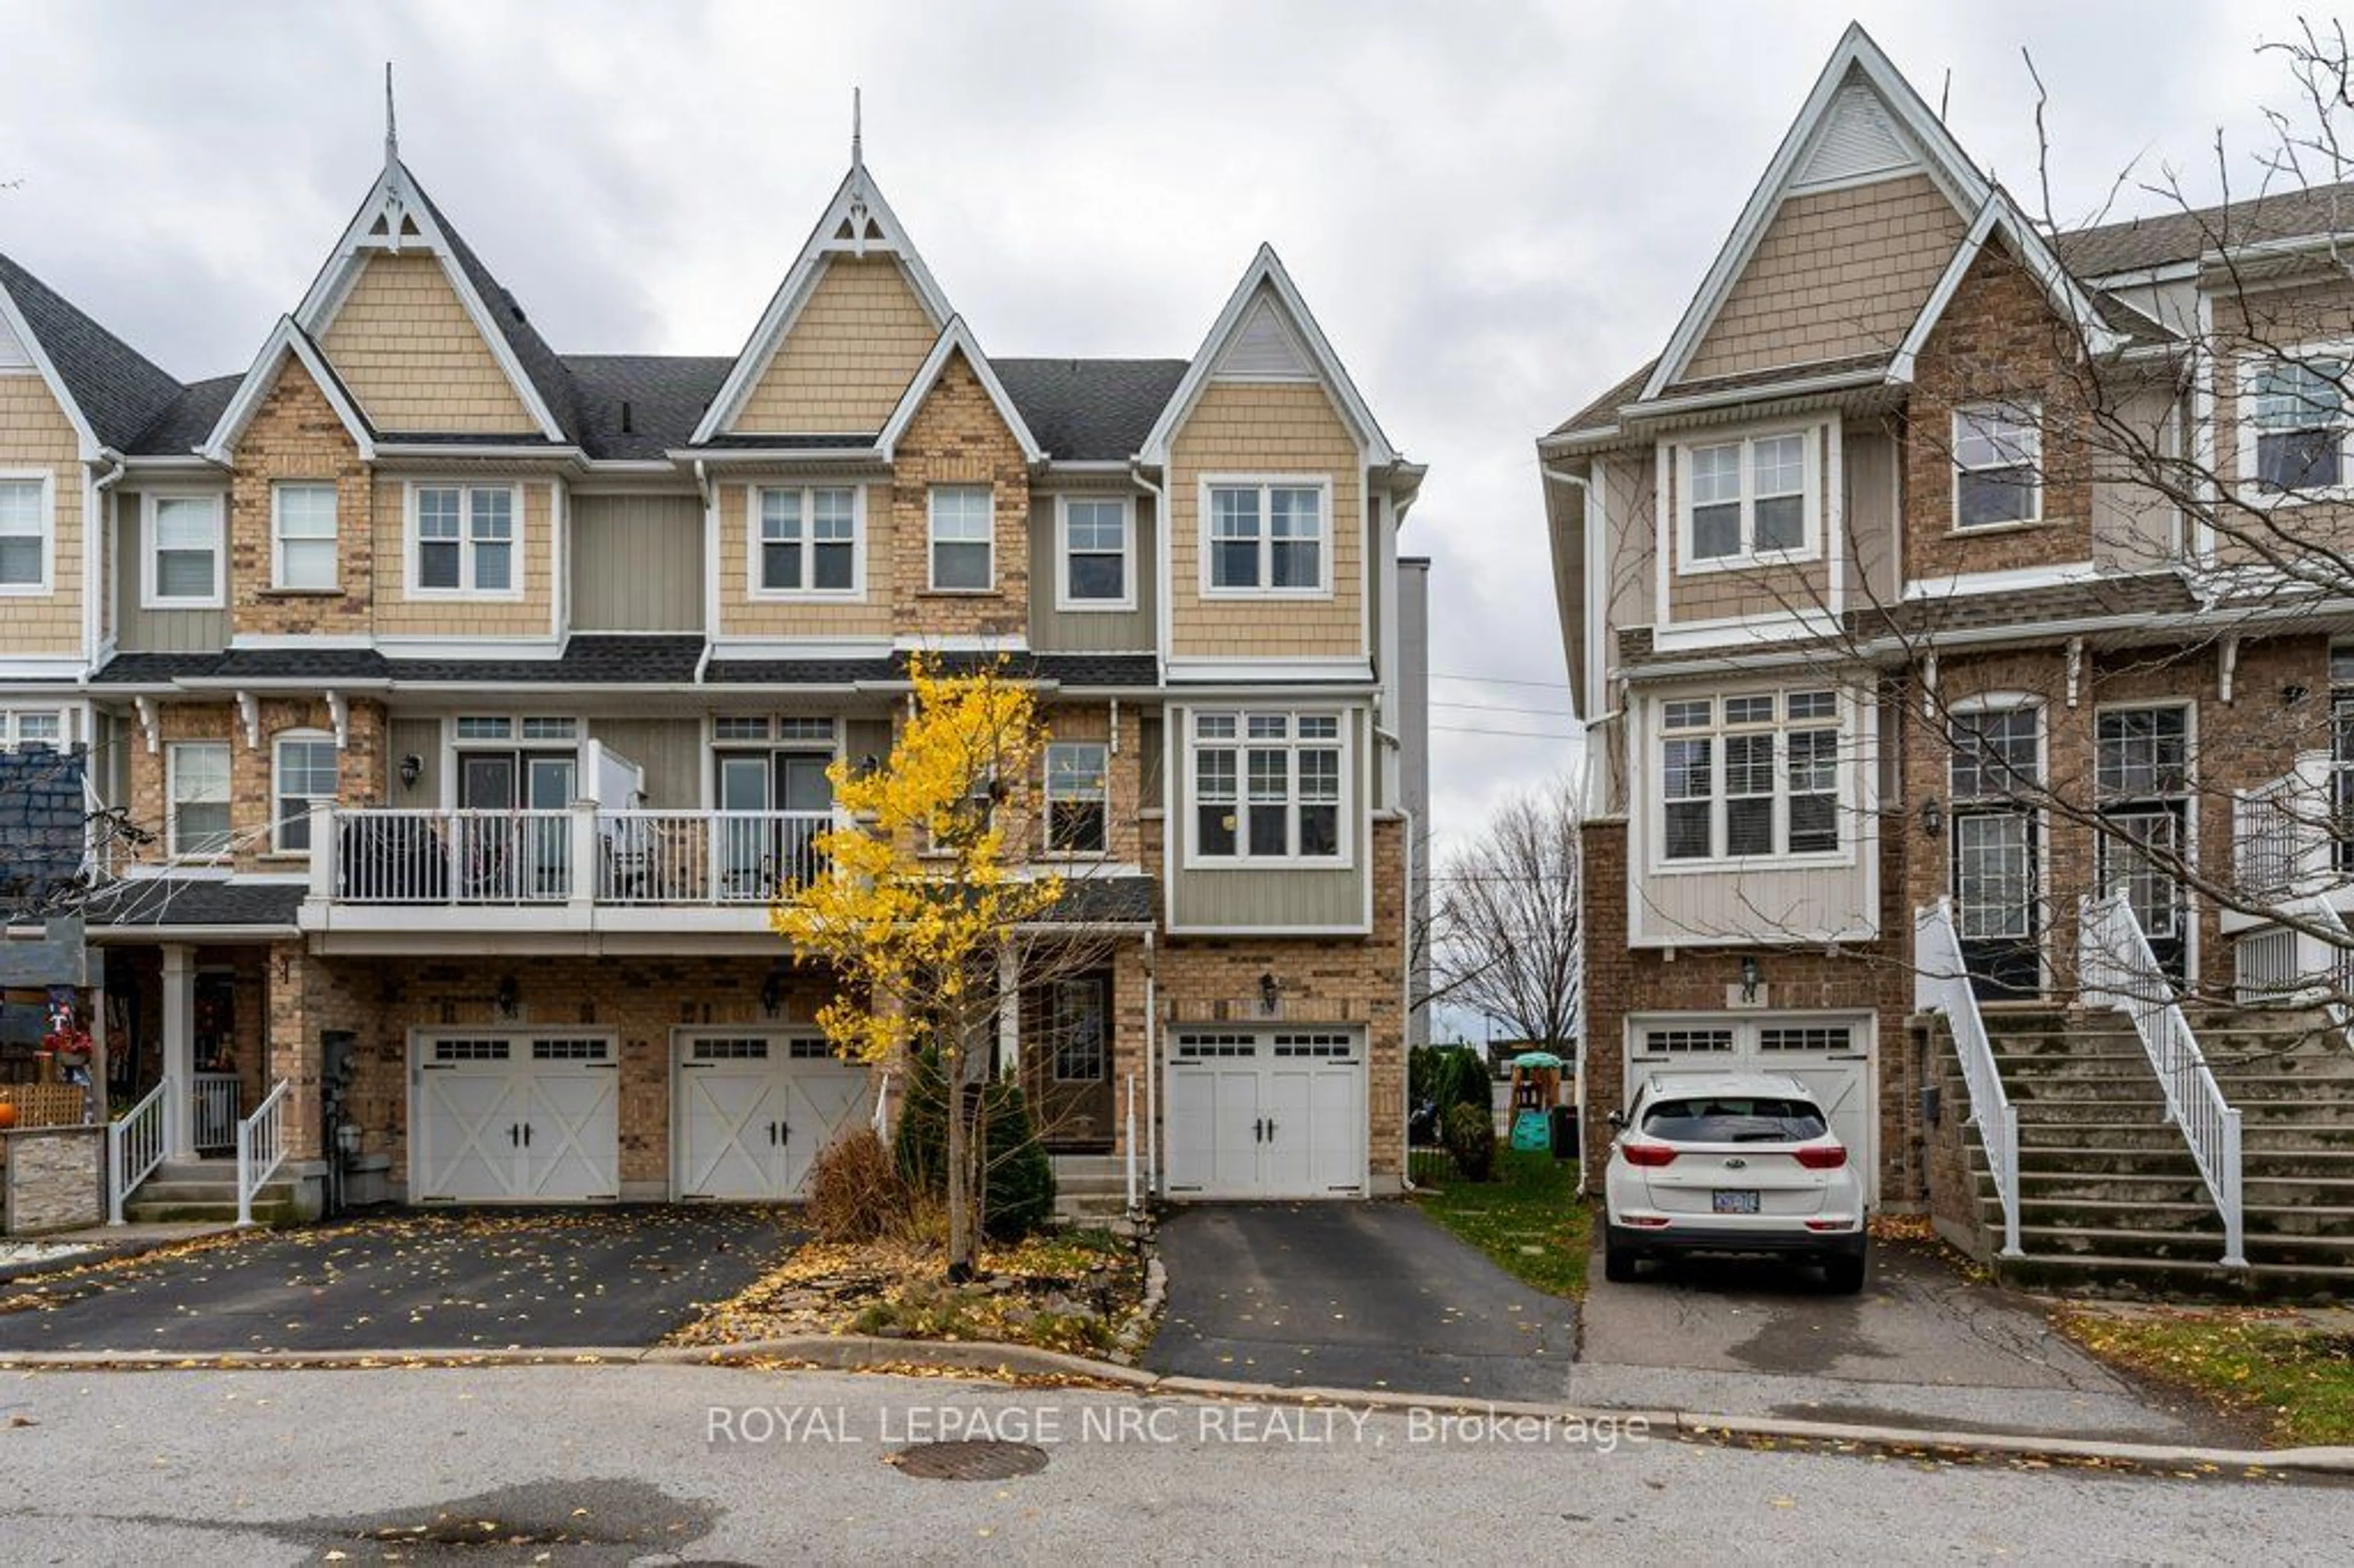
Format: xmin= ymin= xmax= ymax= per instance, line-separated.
xmin=121 ymin=1158 xmax=301 ymax=1226
xmin=1049 ymin=1154 xmax=1135 ymax=1226
xmin=1956 ymin=1007 xmax=2354 ymax=1299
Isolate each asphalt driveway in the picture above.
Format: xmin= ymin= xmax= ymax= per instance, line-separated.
xmin=1145 ymin=1202 xmax=1576 ymax=1401
xmin=1573 ymin=1237 xmax=2223 ymax=1443
xmin=0 ymin=1207 xmax=795 ymax=1354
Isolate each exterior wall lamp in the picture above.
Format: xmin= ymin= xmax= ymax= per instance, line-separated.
xmin=1919 ymin=796 xmax=1943 ymax=837
xmin=494 ymin=973 xmax=520 ymax=1020
xmin=1738 ymin=956 xmax=1762 ymax=1004
xmin=398 ymin=753 xmax=423 ymax=791
xmin=1259 ymin=972 xmax=1281 ymax=1014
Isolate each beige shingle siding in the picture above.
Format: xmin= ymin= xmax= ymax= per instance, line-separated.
xmin=1167 ymin=382 xmax=1362 ymax=660
xmin=0 ymin=373 xmax=82 ymax=655
xmin=731 ymin=257 xmax=935 ymax=435
xmin=1682 ymin=173 xmax=1965 ymax=384
xmin=319 ymin=253 xmax=537 ymax=433
xmin=369 ymin=476 xmax=555 ymax=636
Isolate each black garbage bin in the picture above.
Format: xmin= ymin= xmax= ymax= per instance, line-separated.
xmin=1548 ymin=1104 xmax=1578 ymax=1160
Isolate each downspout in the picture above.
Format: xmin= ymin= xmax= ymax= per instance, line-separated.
xmin=88 ymin=449 xmax=126 ymax=666
xmin=1132 ymin=465 xmax=1169 ymax=685
xmin=1399 ymin=801 xmax=1416 ymax=1193
xmin=692 ymin=459 xmax=716 ymax=683
xmin=1143 ymin=927 xmax=1158 ymax=1201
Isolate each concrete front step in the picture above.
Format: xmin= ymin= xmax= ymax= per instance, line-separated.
xmin=1993 ymin=1250 xmax=2354 ymax=1300
xmin=123 ymin=1198 xmax=301 ymax=1225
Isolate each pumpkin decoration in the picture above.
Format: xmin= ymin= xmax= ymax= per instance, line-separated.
xmin=0 ymin=1103 xmax=19 ymax=1131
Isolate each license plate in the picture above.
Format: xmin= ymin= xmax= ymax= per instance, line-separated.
xmin=1712 ymin=1189 xmax=1760 ymax=1215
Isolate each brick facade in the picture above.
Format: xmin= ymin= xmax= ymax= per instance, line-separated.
xmin=226 ymin=358 xmax=376 ymax=636
xmin=889 ymin=351 xmax=1030 ymax=640
xmin=127 ymin=698 xmax=387 ymax=872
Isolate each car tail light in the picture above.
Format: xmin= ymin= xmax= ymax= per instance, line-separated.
xmin=1620 ymin=1142 xmax=1677 ymax=1167
xmin=1793 ymin=1144 xmax=1848 ymax=1170
xmin=1623 ymin=1214 xmax=1673 ymax=1228
xmin=1805 ymin=1218 xmax=1856 ymax=1231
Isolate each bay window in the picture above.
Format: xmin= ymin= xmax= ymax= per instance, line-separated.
xmin=1191 ymin=710 xmax=1345 ymax=863
xmin=1657 ymin=690 xmax=1843 ymax=862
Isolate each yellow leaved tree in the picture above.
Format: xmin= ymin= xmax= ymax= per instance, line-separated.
xmin=773 ymin=654 xmax=1063 ymax=1275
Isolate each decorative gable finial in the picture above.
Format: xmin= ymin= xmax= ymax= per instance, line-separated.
xmin=851 ymin=86 xmax=863 ymax=171
xmin=384 ymin=63 xmax=399 ymax=169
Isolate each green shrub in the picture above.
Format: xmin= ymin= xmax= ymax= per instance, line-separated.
xmin=892 ymin=1048 xmax=1057 ymax=1240
xmin=1442 ymin=1102 xmax=1498 ymax=1183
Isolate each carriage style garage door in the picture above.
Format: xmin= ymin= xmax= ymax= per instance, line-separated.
xmin=1625 ymin=1014 xmax=1876 ymax=1203
xmin=1167 ymin=1029 xmax=1367 ymax=1198
xmin=413 ymin=1033 xmax=621 ymax=1202
xmin=674 ymin=1032 xmax=871 ymax=1201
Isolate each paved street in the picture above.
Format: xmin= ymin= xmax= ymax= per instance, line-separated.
xmin=0 ymin=1363 xmax=2340 ymax=1564
xmin=1146 ymin=1202 xmax=1577 ymax=1400
xmin=1576 ymin=1238 xmax=2220 ymax=1444
xmin=0 ymin=1208 xmax=794 ymax=1353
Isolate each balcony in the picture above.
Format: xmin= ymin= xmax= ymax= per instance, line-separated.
xmin=300 ymin=805 xmax=836 ymax=951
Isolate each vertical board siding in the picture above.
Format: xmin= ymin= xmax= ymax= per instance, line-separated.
xmin=571 ymin=495 xmax=704 ymax=632
xmin=386 ymin=717 xmax=443 ymax=807
xmin=1168 ymin=706 xmax=1367 ymax=930
xmin=1027 ymin=492 xmax=1157 ymax=652
xmin=587 ymin=717 xmax=703 ymax=807
xmin=112 ymin=498 xmax=228 ymax=653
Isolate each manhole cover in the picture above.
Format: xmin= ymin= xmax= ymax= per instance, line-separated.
xmin=888 ymin=1440 xmax=1050 ymax=1482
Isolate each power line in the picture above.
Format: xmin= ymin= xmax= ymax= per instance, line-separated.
xmin=1430 ymin=724 xmax=1579 ymax=741
xmin=1431 ymin=699 xmax=1575 ymax=718
xmin=1430 ymin=671 xmax=1573 ymax=690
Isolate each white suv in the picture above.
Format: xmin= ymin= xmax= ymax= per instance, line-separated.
xmin=1602 ymin=1071 xmax=1867 ymax=1293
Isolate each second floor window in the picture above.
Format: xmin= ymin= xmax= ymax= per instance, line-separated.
xmin=1953 ymin=404 xmax=2043 ymax=527
xmin=272 ymin=483 xmax=339 ymax=590
xmin=758 ymin=485 xmax=859 ymax=595
xmin=0 ymin=476 xmax=47 ymax=592
xmin=0 ymin=709 xmax=61 ymax=750
xmin=1659 ymin=690 xmax=1840 ymax=862
xmin=273 ymin=734 xmax=339 ymax=853
xmin=1046 ymin=742 xmax=1108 ymax=854
xmin=169 ymin=740 xmax=231 ymax=858
xmin=413 ymin=485 xmax=516 ymax=595
xmin=1059 ymin=497 xmax=1132 ymax=609
xmin=2251 ymin=358 xmax=2347 ymax=492
xmin=1684 ymin=433 xmax=1807 ymax=566
xmin=929 ymin=486 xmax=994 ymax=590
xmin=1207 ymin=480 xmax=1325 ymax=593
xmin=145 ymin=495 xmax=224 ymax=607
xmin=1192 ymin=710 xmax=1344 ymax=862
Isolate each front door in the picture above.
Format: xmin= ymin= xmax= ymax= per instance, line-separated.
xmin=2097 ymin=706 xmax=2192 ymax=989
xmin=715 ymin=751 xmax=834 ymax=897
xmin=457 ymin=752 xmax=576 ymax=899
xmin=1950 ymin=706 xmax=2044 ymax=999
xmin=1027 ymin=973 xmax=1115 ymax=1149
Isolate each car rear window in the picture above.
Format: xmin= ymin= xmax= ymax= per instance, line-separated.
xmin=1640 ymin=1097 xmax=1828 ymax=1143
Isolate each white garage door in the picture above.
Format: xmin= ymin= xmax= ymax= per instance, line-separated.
xmin=1626 ymin=1014 xmax=1876 ymax=1203
xmin=674 ymin=1033 xmax=872 ymax=1202
xmin=1167 ymin=1029 xmax=1366 ymax=1198
xmin=413 ymin=1034 xmax=620 ymax=1202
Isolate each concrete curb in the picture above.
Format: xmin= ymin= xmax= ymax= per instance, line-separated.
xmin=1 ymin=1337 xmax=2347 ymax=1475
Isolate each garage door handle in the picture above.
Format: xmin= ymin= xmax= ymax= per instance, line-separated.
xmin=779 ymin=1121 xmax=790 ymax=1146
xmin=508 ymin=1122 xmax=519 ymax=1147
xmin=1252 ymin=1117 xmax=1264 ymax=1143
xmin=1267 ymin=1118 xmax=1279 ymax=1141
xmin=522 ymin=1123 xmax=532 ymax=1147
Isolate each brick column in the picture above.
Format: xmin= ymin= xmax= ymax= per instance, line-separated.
xmin=266 ymin=938 xmax=324 ymax=1162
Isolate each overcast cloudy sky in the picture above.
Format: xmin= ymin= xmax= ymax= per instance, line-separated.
xmin=0 ymin=0 xmax=2327 ymax=867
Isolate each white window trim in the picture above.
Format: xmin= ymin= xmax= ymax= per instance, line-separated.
xmin=746 ymin=483 xmax=868 ymax=602
xmin=926 ymin=484 xmax=996 ymax=593
xmin=1945 ymin=693 xmax=2049 ymax=951
xmin=1182 ymin=707 xmax=1354 ymax=870
xmin=140 ymin=491 xmax=226 ymax=610
xmin=1649 ymin=684 xmax=1852 ymax=873
xmin=2234 ymin=344 xmax=2354 ymax=510
xmin=270 ymin=481 xmax=340 ymax=592
xmin=0 ymin=707 xmax=66 ymax=750
xmin=404 ymin=481 xmax=526 ymax=601
xmin=270 ymin=728 xmax=340 ymax=857
xmin=0 ymin=468 xmax=55 ymax=596
xmin=1198 ymin=473 xmax=1335 ymax=599
xmin=1949 ymin=400 xmax=2046 ymax=532
xmin=1054 ymin=493 xmax=1136 ymax=612
xmin=166 ymin=739 xmax=233 ymax=862
xmin=1672 ymin=424 xmax=1821 ymax=576
xmin=1043 ymin=739 xmax=1111 ymax=859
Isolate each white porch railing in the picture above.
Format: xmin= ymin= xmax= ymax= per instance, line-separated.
xmin=326 ymin=808 xmax=577 ymax=904
xmin=596 ymin=810 xmax=831 ymax=904
xmin=316 ymin=806 xmax=833 ymax=907
xmin=2234 ymin=750 xmax=2335 ymax=904
xmin=2079 ymin=889 xmax=2246 ymax=1268
xmin=1913 ymin=898 xmax=2022 ymax=1257
xmin=194 ymin=1073 xmax=240 ymax=1151
xmin=108 ymin=1079 xmax=169 ymax=1225
xmin=235 ymin=1079 xmax=291 ymax=1227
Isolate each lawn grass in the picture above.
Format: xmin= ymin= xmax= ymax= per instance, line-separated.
xmin=1410 ymin=1148 xmax=1591 ymax=1299
xmin=2057 ymin=1310 xmax=2354 ymax=1447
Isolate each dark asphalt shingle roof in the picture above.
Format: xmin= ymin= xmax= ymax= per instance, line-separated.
xmin=1043 ymin=875 xmax=1157 ymax=925
xmin=92 ymin=636 xmax=710 ymax=687
xmin=693 ymin=431 xmax=880 ymax=451
xmin=2059 ymin=178 xmax=2354 ymax=278
xmin=565 ymin=355 xmax=733 ymax=460
xmin=994 ymin=359 xmax=1187 ymax=461
xmin=701 ymin=650 xmax=1160 ymax=688
xmin=127 ymin=375 xmax=240 ymax=455
xmin=0 ymin=251 xmax=186 ymax=451
xmin=82 ymin=878 xmax=305 ymax=930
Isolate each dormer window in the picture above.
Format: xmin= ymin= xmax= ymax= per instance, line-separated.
xmin=1952 ymin=403 xmax=2043 ymax=528
xmin=1677 ymin=432 xmax=1813 ymax=570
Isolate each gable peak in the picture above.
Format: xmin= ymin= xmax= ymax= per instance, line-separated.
xmin=1792 ymin=74 xmax=1919 ymax=191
